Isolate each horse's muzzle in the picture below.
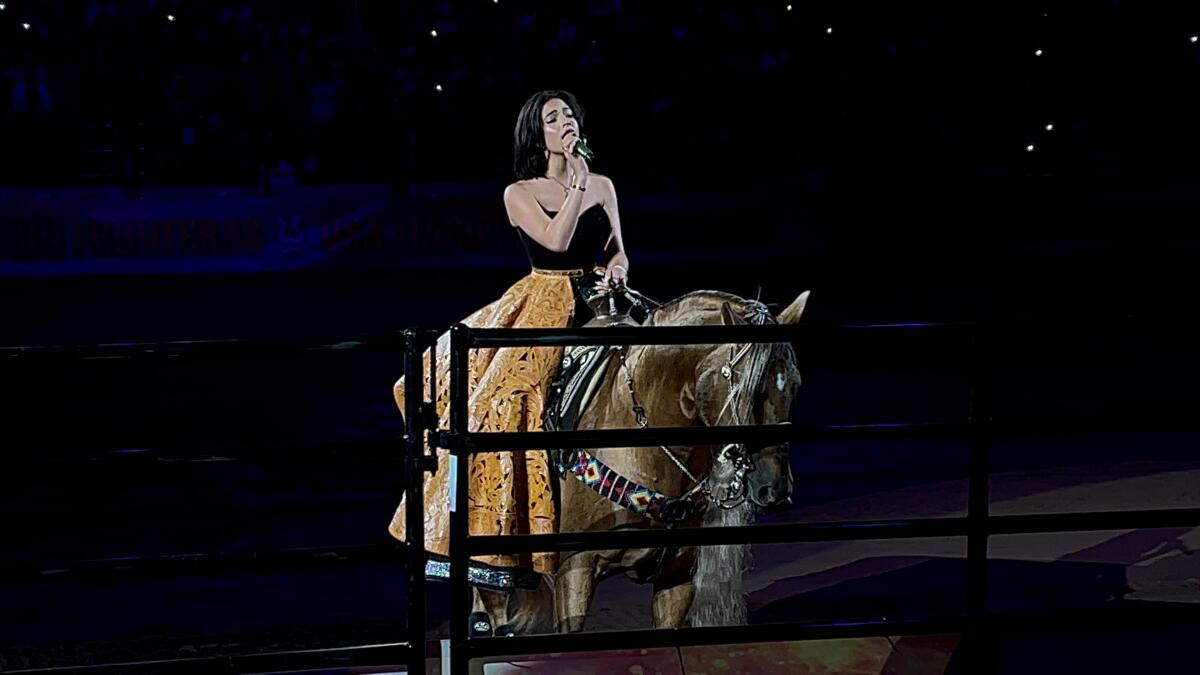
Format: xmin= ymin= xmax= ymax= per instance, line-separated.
xmin=748 ymin=471 xmax=793 ymax=508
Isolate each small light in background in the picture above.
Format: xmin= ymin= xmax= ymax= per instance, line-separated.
xmin=826 ymin=26 xmax=833 ymax=34
xmin=167 ymin=14 xmax=175 ymax=22
xmin=435 ymin=84 xmax=443 ymax=92
xmin=0 ymin=4 xmax=8 ymax=11
xmin=1026 ymin=144 xmax=1035 ymax=152
xmin=786 ymin=4 xmax=793 ymax=10
xmin=1191 ymin=36 xmax=1198 ymax=43
xmin=430 ymin=29 xmax=438 ymax=37
xmin=1045 ymin=123 xmax=1054 ymax=131
xmin=23 ymin=22 xmax=32 ymax=31
xmin=1035 ymin=48 xmax=1043 ymax=56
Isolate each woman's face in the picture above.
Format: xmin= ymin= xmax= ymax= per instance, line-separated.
xmin=541 ymin=97 xmax=579 ymax=155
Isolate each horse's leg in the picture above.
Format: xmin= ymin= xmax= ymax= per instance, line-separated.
xmin=651 ymin=577 xmax=696 ymax=629
xmin=651 ymin=548 xmax=698 ymax=629
xmin=478 ymin=588 xmax=511 ymax=634
xmin=509 ymin=575 xmax=557 ymax=635
xmin=468 ymin=587 xmax=494 ymax=637
xmin=467 ymin=587 xmax=510 ymax=636
xmin=555 ymin=554 xmax=598 ymax=632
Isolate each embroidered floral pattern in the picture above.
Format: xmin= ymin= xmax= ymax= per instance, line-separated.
xmin=388 ymin=271 xmax=575 ymax=575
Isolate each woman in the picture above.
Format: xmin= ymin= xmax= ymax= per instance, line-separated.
xmin=388 ymin=89 xmax=630 ymax=635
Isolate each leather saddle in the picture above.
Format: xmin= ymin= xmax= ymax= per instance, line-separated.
xmin=544 ymin=277 xmax=662 ymax=474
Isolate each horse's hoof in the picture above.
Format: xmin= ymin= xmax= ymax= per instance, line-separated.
xmin=468 ymin=611 xmax=493 ymax=638
xmin=493 ymin=624 xmax=516 ymax=638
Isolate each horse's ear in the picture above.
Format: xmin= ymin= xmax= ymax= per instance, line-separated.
xmin=776 ymin=290 xmax=811 ymax=325
xmin=720 ymin=302 xmax=748 ymax=326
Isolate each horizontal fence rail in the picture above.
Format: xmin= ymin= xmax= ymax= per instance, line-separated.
xmin=7 ymin=411 xmax=1194 ymax=469
xmin=466 ymin=604 xmax=1200 ymax=661
xmin=0 ymin=332 xmax=408 ymax=362
xmin=13 ymin=510 xmax=1183 ymax=591
xmin=467 ymin=507 xmax=1200 ymax=556
xmin=435 ymin=421 xmax=970 ymax=451
xmin=470 ymin=617 xmax=970 ymax=660
xmin=466 ymin=322 xmax=960 ymax=347
xmin=463 ymin=316 xmax=1191 ymax=348
xmin=7 ymin=438 xmax=407 ymax=464
xmin=433 ymin=413 xmax=1200 ymax=453
xmin=5 ymin=412 xmax=1193 ymax=466
xmin=0 ymin=642 xmax=413 ymax=675
xmin=0 ymin=542 xmax=406 ymax=583
xmin=1 ymin=321 xmax=970 ymax=364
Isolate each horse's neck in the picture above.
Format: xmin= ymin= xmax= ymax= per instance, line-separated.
xmin=582 ymin=345 xmax=689 ymax=429
xmin=584 ymin=343 xmax=710 ymax=495
xmin=627 ymin=343 xmax=703 ymax=427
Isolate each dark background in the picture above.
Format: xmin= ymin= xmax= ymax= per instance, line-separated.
xmin=2 ymin=1 xmax=1199 ymax=671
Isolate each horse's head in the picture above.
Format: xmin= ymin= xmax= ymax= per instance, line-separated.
xmin=676 ymin=290 xmax=809 ymax=509
xmin=609 ymin=289 xmax=810 ymax=629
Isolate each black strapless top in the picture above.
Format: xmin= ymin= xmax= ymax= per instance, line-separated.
xmin=515 ymin=203 xmax=611 ymax=271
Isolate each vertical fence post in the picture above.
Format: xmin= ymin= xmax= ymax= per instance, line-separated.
xmin=966 ymin=321 xmax=995 ymax=673
xmin=448 ymin=323 xmax=472 ymax=675
xmin=404 ymin=329 xmax=428 ymax=675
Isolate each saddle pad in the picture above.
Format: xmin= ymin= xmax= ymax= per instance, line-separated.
xmin=544 ymin=342 xmax=618 ymax=440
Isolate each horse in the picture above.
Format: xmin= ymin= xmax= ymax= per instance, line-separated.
xmin=495 ymin=288 xmax=811 ymax=634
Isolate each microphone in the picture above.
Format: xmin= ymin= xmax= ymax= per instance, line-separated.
xmin=573 ymin=136 xmax=595 ymax=162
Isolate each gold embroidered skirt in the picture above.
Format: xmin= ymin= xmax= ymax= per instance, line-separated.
xmin=389 ymin=267 xmax=587 ymax=581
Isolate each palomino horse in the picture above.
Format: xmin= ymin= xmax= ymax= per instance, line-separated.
xmin=500 ymin=288 xmax=810 ymax=633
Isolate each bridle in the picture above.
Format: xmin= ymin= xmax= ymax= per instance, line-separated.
xmin=615 ymin=299 xmax=786 ymax=511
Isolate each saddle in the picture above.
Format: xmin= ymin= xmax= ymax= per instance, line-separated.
xmin=544 ymin=278 xmax=661 ymax=470
xmin=543 ymin=280 xmax=705 ymax=584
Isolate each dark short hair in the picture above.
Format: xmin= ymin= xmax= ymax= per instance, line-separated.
xmin=513 ymin=90 xmax=586 ymax=180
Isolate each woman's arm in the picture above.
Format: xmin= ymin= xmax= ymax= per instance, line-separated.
xmin=596 ymin=175 xmax=629 ymax=285
xmin=503 ymin=179 xmax=588 ymax=253
xmin=504 ymin=132 xmax=591 ymax=253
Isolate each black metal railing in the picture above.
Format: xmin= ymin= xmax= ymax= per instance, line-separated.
xmin=425 ymin=320 xmax=1200 ymax=675
xmin=5 ymin=319 xmax=1199 ymax=674
xmin=0 ymin=642 xmax=413 ymax=675
xmin=0 ymin=331 xmax=408 ymax=362
xmin=2 ymin=330 xmax=425 ymax=675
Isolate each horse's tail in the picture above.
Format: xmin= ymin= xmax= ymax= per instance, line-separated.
xmin=689 ymin=501 xmax=753 ymax=627
xmin=509 ymin=573 xmax=557 ymax=635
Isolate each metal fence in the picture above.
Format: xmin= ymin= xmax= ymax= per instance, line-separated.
xmin=4 ymin=320 xmax=1199 ymax=674
xmin=421 ymin=320 xmax=1200 ymax=675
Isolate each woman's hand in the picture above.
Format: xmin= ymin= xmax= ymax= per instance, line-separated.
xmin=594 ymin=263 xmax=628 ymax=292
xmin=562 ymin=128 xmax=589 ymax=183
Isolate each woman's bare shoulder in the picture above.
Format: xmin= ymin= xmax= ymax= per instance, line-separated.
xmin=589 ymin=174 xmax=615 ymax=203
xmin=503 ymin=179 xmax=538 ymax=204
xmin=505 ymin=178 xmax=537 ymax=193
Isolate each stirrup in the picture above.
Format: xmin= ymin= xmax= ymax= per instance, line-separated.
xmin=468 ymin=611 xmax=493 ymax=638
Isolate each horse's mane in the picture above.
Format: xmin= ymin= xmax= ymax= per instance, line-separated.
xmin=637 ymin=288 xmax=803 ymax=627
xmin=645 ymin=289 xmax=773 ymax=326
xmin=641 ymin=289 xmax=798 ymax=401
